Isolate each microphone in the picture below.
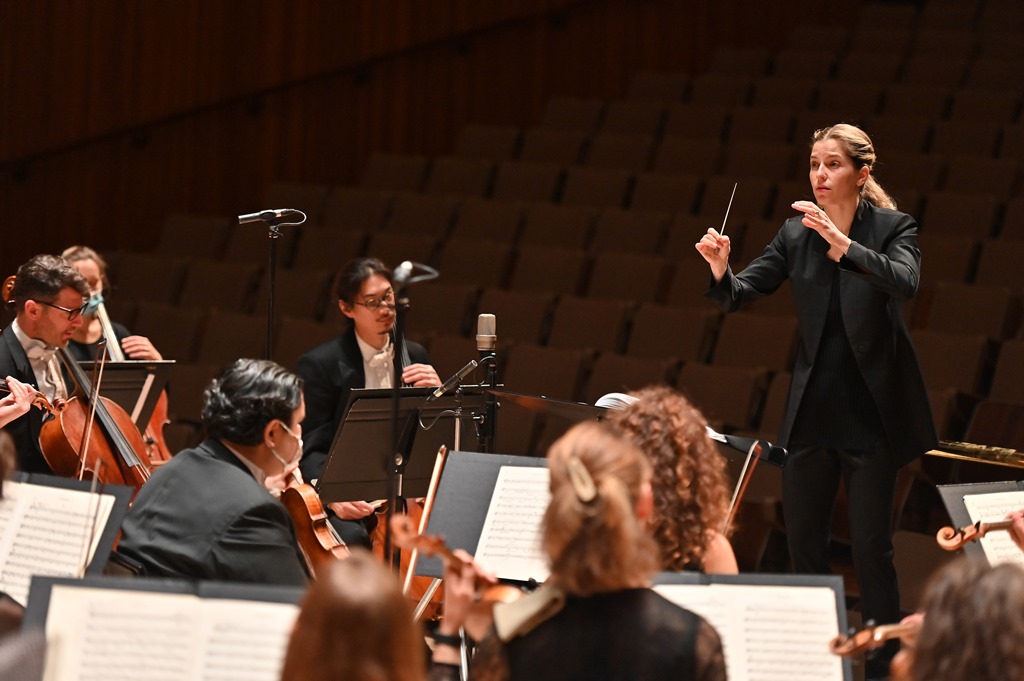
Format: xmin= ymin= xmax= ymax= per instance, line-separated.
xmin=391 ymin=260 xmax=440 ymax=289
xmin=476 ymin=313 xmax=496 ymax=355
xmin=238 ymin=208 xmax=304 ymax=225
xmin=426 ymin=359 xmax=478 ymax=402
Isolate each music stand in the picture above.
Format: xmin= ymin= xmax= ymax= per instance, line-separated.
xmin=316 ymin=387 xmax=487 ymax=505
xmin=76 ymin=360 xmax=174 ymax=428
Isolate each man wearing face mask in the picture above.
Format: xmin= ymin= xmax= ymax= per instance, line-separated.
xmin=61 ymin=246 xmax=163 ymax=362
xmin=118 ymin=359 xmax=309 ymax=586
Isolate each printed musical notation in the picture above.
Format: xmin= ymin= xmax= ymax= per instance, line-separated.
xmin=475 ymin=466 xmax=550 ymax=582
xmin=962 ymin=490 xmax=1024 ymax=567
xmin=0 ymin=481 xmax=114 ymax=605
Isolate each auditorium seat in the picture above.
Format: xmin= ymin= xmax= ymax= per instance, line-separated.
xmin=815 ymin=81 xmax=884 ymax=118
xmin=911 ymin=329 xmax=995 ymax=396
xmin=452 ymin=124 xmax=522 ymax=161
xmin=422 ymin=156 xmax=495 ymax=198
xmin=999 ymin=123 xmax=1024 ymax=162
xmin=726 ymin=107 xmax=795 ymax=144
xmin=176 ymin=260 xmax=262 ymax=312
xmin=221 ymin=221 xmax=297 ymax=265
xmin=290 ymin=227 xmax=366 ymax=271
xmin=519 ymin=127 xmax=589 ymax=165
xmin=687 ymin=74 xmax=753 ymax=107
xmin=900 ymin=54 xmax=969 ymax=89
xmin=770 ymin=180 xmax=813 ymax=222
xmin=559 ymin=166 xmax=633 ymax=209
xmin=916 ymin=233 xmax=979 ymax=287
xmin=651 ymin=137 xmax=724 ymax=176
xmin=432 ymin=239 xmax=513 ymax=289
xmin=967 ymin=57 xmax=1024 ymax=93
xmin=863 ymin=116 xmax=932 ymax=154
xmin=422 ymin=334 xmax=481 ymax=384
xmin=490 ymin=161 xmax=564 ymax=203
xmin=754 ymin=370 xmax=791 ymax=439
xmin=974 ymin=239 xmax=1024 ymax=294
xmin=540 ymin=96 xmax=605 ymax=132
xmin=449 ymin=197 xmax=524 ymax=244
xmin=661 ymin=214 xmax=715 ymax=261
xmin=585 ymin=252 xmax=667 ymax=304
xmin=918 ymin=282 xmax=1021 ymax=340
xmin=518 ymin=203 xmax=598 ymax=249
xmin=880 ymin=85 xmax=950 ymax=120
xmin=675 ymin=362 xmax=770 ymax=432
xmin=625 ymin=71 xmax=689 ymax=102
xmin=507 ymin=245 xmax=589 ymax=296
xmin=663 ymin=103 xmax=730 ymax=140
xmin=710 ymin=312 xmax=798 ymax=373
xmin=930 ymin=120 xmax=1001 ymax=158
xmin=601 ymin=99 xmax=667 ymax=136
xmin=320 ymin=187 xmax=392 ymax=232
xmin=749 ymin=77 xmax=818 ymax=109
xmin=546 ymin=295 xmax=633 ymax=354
xmin=589 ymin=208 xmax=669 ymax=255
xmin=697 ymin=176 xmax=775 ymax=223
xmin=584 ymin=131 xmax=655 ymax=172
xmin=835 ymin=51 xmax=904 ymax=85
xmin=626 ymin=303 xmax=720 ymax=364
xmin=402 ymin=282 xmax=479 ymax=340
xmin=252 ymin=267 xmax=333 ymax=322
xmin=583 ymin=353 xmax=678 ymax=404
xmin=131 ymin=302 xmax=208 ymax=362
xmin=166 ymin=362 xmax=221 ymax=424
xmin=719 ymin=141 xmax=797 ymax=181
xmin=987 ymin=339 xmax=1024 ymax=406
xmin=501 ymin=342 xmax=594 ymax=402
xmin=628 ymin=172 xmax=701 ymax=214
xmin=156 ymin=214 xmax=231 ymax=260
xmin=363 ymin=232 xmax=437 ymax=272
xmin=273 ymin=316 xmax=342 ymax=372
xmin=264 ymin=181 xmax=332 ymax=224
xmin=919 ymin=192 xmax=1000 ymax=240
xmin=949 ymin=88 xmax=1022 ymax=123
xmin=707 ymin=46 xmax=771 ymax=78
xmin=771 ymin=47 xmax=838 ymax=80
xmin=384 ymin=193 xmax=458 ymax=238
xmin=476 ymin=287 xmax=555 ymax=346
xmin=194 ymin=310 xmax=267 ymax=366
xmin=1000 ymin=197 xmax=1024 ymax=241
xmin=881 ymin=151 xmax=946 ymax=194
xmin=360 ymin=153 xmax=429 ymax=192
xmin=964 ymin=400 xmax=1024 ymax=450
xmin=941 ymin=156 xmax=1019 ymax=199
xmin=663 ymin=259 xmax=719 ymax=310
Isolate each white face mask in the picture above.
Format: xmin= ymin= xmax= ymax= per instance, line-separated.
xmin=270 ymin=421 xmax=303 ymax=473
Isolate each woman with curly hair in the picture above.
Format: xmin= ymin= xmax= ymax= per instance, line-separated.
xmin=605 ymin=385 xmax=738 ymax=574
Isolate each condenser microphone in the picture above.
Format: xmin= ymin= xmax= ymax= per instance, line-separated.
xmin=427 ymin=359 xmax=479 ymax=402
xmin=391 ymin=261 xmax=439 ymax=289
xmin=238 ymin=208 xmax=305 ymax=225
xmin=476 ymin=313 xmax=496 ymax=355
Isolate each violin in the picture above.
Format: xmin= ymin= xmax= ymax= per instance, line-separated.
xmin=93 ymin=301 xmax=172 ymax=466
xmin=38 ymin=345 xmax=152 ymax=492
xmin=0 ymin=378 xmax=65 ymax=417
xmin=280 ymin=470 xmax=350 ymax=578
xmin=935 ymin=519 xmax=1014 ymax=550
xmin=829 ymin=620 xmax=920 ymax=657
xmin=389 ymin=513 xmax=522 ymax=640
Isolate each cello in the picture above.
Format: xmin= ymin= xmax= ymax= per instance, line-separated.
xmin=39 ymin=343 xmax=151 ymax=493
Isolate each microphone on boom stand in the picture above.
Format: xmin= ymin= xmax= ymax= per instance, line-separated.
xmin=476 ymin=314 xmax=497 ymax=452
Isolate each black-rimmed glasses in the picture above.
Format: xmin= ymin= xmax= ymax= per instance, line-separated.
xmin=32 ymin=299 xmax=89 ymax=321
xmin=353 ymin=288 xmax=395 ymax=311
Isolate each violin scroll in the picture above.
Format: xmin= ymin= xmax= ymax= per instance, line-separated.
xmin=935 ymin=519 xmax=1013 ymax=551
xmin=829 ymin=620 xmax=919 ymax=657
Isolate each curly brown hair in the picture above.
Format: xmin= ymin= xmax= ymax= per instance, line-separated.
xmin=605 ymin=385 xmax=731 ymax=571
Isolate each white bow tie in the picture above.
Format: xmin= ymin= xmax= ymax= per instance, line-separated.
xmin=25 ymin=343 xmax=57 ymax=364
xmin=368 ymin=347 xmax=393 ymax=369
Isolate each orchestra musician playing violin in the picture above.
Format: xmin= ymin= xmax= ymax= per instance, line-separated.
xmin=437 ymin=421 xmax=726 ymax=681
xmin=0 ymin=377 xmax=36 ymax=431
xmin=60 ymin=246 xmax=163 ymax=362
xmin=297 ymin=257 xmax=440 ymax=548
xmin=0 ymin=254 xmax=90 ymax=475
xmin=118 ymin=358 xmax=309 ymax=586
xmin=605 ymin=385 xmax=738 ymax=574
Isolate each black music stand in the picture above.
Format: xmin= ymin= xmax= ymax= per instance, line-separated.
xmin=78 ymin=359 xmax=174 ymax=428
xmin=316 ymin=387 xmax=487 ymax=505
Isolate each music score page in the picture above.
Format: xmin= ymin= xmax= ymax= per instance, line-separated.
xmin=0 ymin=481 xmax=114 ymax=605
xmin=962 ymin=490 xmax=1024 ymax=567
xmin=474 ymin=465 xmax=550 ymax=582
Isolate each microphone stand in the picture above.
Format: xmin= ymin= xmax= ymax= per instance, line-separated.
xmin=384 ymin=282 xmax=411 ymax=573
xmin=243 ymin=209 xmax=306 ymax=360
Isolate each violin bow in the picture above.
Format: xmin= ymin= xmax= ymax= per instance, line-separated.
xmin=722 ymin=439 xmax=762 ymax=535
xmin=404 ymin=445 xmax=449 ymax=619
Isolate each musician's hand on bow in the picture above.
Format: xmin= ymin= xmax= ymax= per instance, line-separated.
xmin=792 ymin=200 xmax=851 ymax=262
xmin=1005 ymin=509 xmax=1024 ymax=554
xmin=0 ymin=376 xmax=36 ymax=428
xmin=694 ymin=228 xmax=730 ymax=282
xmin=119 ymin=335 xmax=163 ymax=361
xmin=403 ymin=363 xmax=441 ymax=387
xmin=328 ymin=500 xmax=376 ymax=519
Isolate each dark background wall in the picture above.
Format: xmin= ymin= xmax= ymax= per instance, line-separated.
xmin=0 ymin=0 xmax=849 ymax=278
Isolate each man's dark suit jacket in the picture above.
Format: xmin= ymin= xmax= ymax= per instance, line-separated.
xmin=706 ymin=201 xmax=937 ymax=467
xmin=118 ymin=439 xmax=309 ymax=586
xmin=0 ymin=324 xmax=52 ymax=475
xmin=296 ymin=327 xmax=429 ymax=482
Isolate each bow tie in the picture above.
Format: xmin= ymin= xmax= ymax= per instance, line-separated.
xmin=25 ymin=343 xmax=57 ymax=364
xmin=368 ymin=346 xmax=393 ymax=369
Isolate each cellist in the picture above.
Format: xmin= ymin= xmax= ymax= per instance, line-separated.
xmin=0 ymin=254 xmax=90 ymax=475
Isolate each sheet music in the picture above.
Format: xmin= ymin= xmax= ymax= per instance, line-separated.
xmin=474 ymin=466 xmax=550 ymax=582
xmin=962 ymin=490 xmax=1024 ymax=566
xmin=0 ymin=481 xmax=114 ymax=605
xmin=42 ymin=585 xmax=298 ymax=681
xmin=655 ymin=583 xmax=844 ymax=681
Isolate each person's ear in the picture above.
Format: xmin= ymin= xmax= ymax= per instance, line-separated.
xmin=857 ymin=165 xmax=870 ymax=187
xmin=636 ymin=480 xmax=654 ymax=523
xmin=338 ymin=299 xmax=355 ymax=321
xmin=262 ymin=420 xmax=280 ymax=450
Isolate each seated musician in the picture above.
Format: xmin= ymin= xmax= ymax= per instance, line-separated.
xmin=296 ymin=257 xmax=440 ymax=548
xmin=0 ymin=254 xmax=90 ymax=474
xmin=118 ymin=358 xmax=309 ymax=586
xmin=604 ymin=385 xmax=739 ymax=574
xmin=61 ymin=246 xmax=163 ymax=362
xmin=434 ymin=421 xmax=727 ymax=681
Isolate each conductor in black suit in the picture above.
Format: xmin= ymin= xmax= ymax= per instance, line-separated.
xmin=696 ymin=123 xmax=936 ymax=680
xmin=118 ymin=358 xmax=309 ymax=586
xmin=297 ymin=257 xmax=440 ymax=548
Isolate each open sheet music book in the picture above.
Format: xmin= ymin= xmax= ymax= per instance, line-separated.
xmin=654 ymin=574 xmax=850 ymax=681
xmin=24 ymin=576 xmax=303 ymax=681
xmin=962 ymin=489 xmax=1024 ymax=567
xmin=474 ymin=466 xmax=550 ymax=582
xmin=0 ymin=477 xmax=128 ymax=606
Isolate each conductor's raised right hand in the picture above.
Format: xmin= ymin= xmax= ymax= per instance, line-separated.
xmin=695 ymin=228 xmax=730 ymax=282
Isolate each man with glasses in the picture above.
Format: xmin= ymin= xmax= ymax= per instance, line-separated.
xmin=0 ymin=254 xmax=90 ymax=475
xmin=297 ymin=257 xmax=440 ymax=548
